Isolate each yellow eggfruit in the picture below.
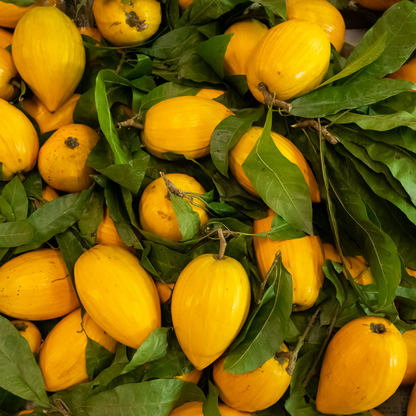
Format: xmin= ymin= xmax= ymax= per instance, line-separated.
xmin=196 ymin=89 xmax=225 ymax=99
xmin=11 ymin=320 xmax=42 ymax=354
xmin=78 ymin=27 xmax=102 ymax=43
xmin=139 ymin=173 xmax=209 ymax=242
xmin=408 ymin=384 xmax=416 ymax=416
xmin=229 ymin=126 xmax=320 ymax=202
xmin=12 ymin=7 xmax=85 ymax=112
xmin=286 ymin=0 xmax=345 ymax=52
xmin=38 ymin=124 xmax=100 ymax=193
xmin=18 ymin=410 xmax=35 ymax=415
xmin=175 ymin=368 xmax=203 ymax=384
xmin=38 ymin=308 xmax=118 ymax=391
xmin=0 ymin=0 xmax=41 ymax=29
xmin=0 ymin=27 xmax=13 ymax=48
xmin=169 ymin=402 xmax=251 ymax=416
xmin=356 ymin=0 xmax=401 ymax=11
xmin=74 ymin=244 xmax=161 ymax=349
xmin=370 ymin=410 xmax=385 ymax=416
xmin=178 ymin=0 xmax=193 ymax=12
xmin=0 ymin=98 xmax=39 ymax=181
xmin=155 ymin=281 xmax=174 ymax=303
xmin=223 ymin=19 xmax=268 ymax=76
xmin=142 ymin=96 xmax=234 ymax=159
xmin=42 ymin=186 xmax=59 ymax=202
xmin=93 ymin=0 xmax=161 ymax=47
xmin=0 ymin=46 xmax=18 ymax=101
xmin=402 ymin=330 xmax=416 ymax=385
xmin=213 ymin=345 xmax=291 ymax=412
xmin=247 ymin=19 xmax=331 ymax=102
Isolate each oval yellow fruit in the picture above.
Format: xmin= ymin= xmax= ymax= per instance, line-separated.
xmin=0 ymin=0 xmax=41 ymax=29
xmin=11 ymin=320 xmax=42 ymax=354
xmin=0 ymin=46 xmax=18 ymax=101
xmin=0 ymin=27 xmax=13 ymax=49
xmin=408 ymin=384 xmax=416 ymax=416
xmin=175 ymin=368 xmax=203 ymax=384
xmin=169 ymin=402 xmax=251 ymax=416
xmin=356 ymin=0 xmax=401 ymax=11
xmin=402 ymin=330 xmax=416 ymax=385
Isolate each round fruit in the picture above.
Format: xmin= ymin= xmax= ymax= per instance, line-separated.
xmin=139 ymin=173 xmax=209 ymax=241
xmin=356 ymin=0 xmax=401 ymax=11
xmin=74 ymin=244 xmax=161 ymax=349
xmin=93 ymin=0 xmax=161 ymax=47
xmin=12 ymin=7 xmax=85 ymax=112
xmin=78 ymin=27 xmax=102 ymax=43
xmin=246 ymin=19 xmax=331 ymax=102
xmin=11 ymin=320 xmax=42 ymax=354
xmin=178 ymin=0 xmax=193 ymax=12
xmin=38 ymin=308 xmax=118 ymax=391
xmin=38 ymin=124 xmax=100 ymax=193
xmin=316 ymin=316 xmax=407 ymax=414
xmin=42 ymin=186 xmax=59 ymax=203
xmin=141 ymin=96 xmax=234 ymax=159
xmin=0 ymin=47 xmax=18 ymax=101
xmin=172 ymin=253 xmax=251 ymax=370
xmin=213 ymin=344 xmax=291 ymax=412
xmin=0 ymin=249 xmax=79 ymax=320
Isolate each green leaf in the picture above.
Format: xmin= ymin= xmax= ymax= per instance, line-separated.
xmin=203 ymin=381 xmax=221 ymax=416
xmin=1 ymin=176 xmax=28 ymax=221
xmin=0 ymin=386 xmax=25 ymax=413
xmin=263 ymin=213 xmax=307 ymax=241
xmin=0 ymin=221 xmax=33 ymax=248
xmin=0 ymin=0 xmax=36 ymax=8
xmin=196 ymin=33 xmax=233 ymax=79
xmin=318 ymin=32 xmax=387 ymax=88
xmin=78 ymin=189 xmax=105 ymax=241
xmin=211 ymin=108 xmax=264 ymax=177
xmin=224 ymin=254 xmax=292 ymax=374
xmin=0 ymin=196 xmax=14 ymax=222
xmin=170 ymin=193 xmax=201 ymax=241
xmin=323 ymin=260 xmax=346 ymax=307
xmin=0 ymin=316 xmax=49 ymax=406
xmin=260 ymin=0 xmax=286 ymax=19
xmin=85 ymin=337 xmax=115 ymax=380
xmin=84 ymin=379 xmax=206 ymax=415
xmin=121 ymin=328 xmax=170 ymax=375
xmin=120 ymin=54 xmax=153 ymax=80
xmin=22 ymin=169 xmax=43 ymax=200
xmin=290 ymin=79 xmax=416 ymax=118
xmin=242 ymin=106 xmax=313 ymax=235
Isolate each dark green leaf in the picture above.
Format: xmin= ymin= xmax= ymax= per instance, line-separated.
xmin=1 ymin=176 xmax=28 ymax=221
xmin=0 ymin=221 xmax=33 ymax=248
xmin=323 ymin=260 xmax=346 ymax=307
xmin=22 ymin=169 xmax=42 ymax=200
xmin=242 ymin=106 xmax=313 ymax=235
xmin=85 ymin=337 xmax=115 ymax=380
xmin=203 ymin=381 xmax=221 ymax=416
xmin=0 ymin=197 xmax=13 ymax=222
xmin=0 ymin=316 xmax=48 ymax=406
xmin=170 ymin=193 xmax=201 ymax=241
xmin=0 ymin=386 xmax=25 ymax=413
xmin=120 ymin=55 xmax=153 ymax=80
xmin=0 ymin=0 xmax=36 ymax=7
xmin=78 ymin=189 xmax=105 ymax=241
xmin=264 ymin=213 xmax=307 ymax=241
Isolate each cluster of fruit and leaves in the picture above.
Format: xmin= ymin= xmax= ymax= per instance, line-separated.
xmin=1 ymin=0 xmax=416 ymax=415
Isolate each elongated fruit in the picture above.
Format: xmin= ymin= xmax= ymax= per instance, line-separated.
xmin=0 ymin=249 xmax=79 ymax=320
xmin=356 ymin=0 xmax=400 ymax=11
xmin=169 ymin=402 xmax=251 ymax=416
xmin=0 ymin=47 xmax=18 ymax=101
xmin=0 ymin=27 xmax=13 ymax=48
xmin=0 ymin=0 xmax=41 ymax=28
xmin=402 ymin=330 xmax=416 ymax=385
xmin=12 ymin=7 xmax=85 ymax=112
xmin=75 ymin=244 xmax=161 ymax=349
xmin=316 ymin=316 xmax=407 ymax=414
xmin=172 ymin=253 xmax=251 ymax=370
xmin=175 ymin=368 xmax=203 ymax=384
xmin=409 ymin=384 xmax=416 ymax=416
xmin=142 ymin=96 xmax=234 ymax=159
xmin=247 ymin=19 xmax=330 ymax=102
xmin=0 ymin=98 xmax=39 ymax=181
xmin=39 ymin=308 xmax=118 ymax=391
xmin=254 ymin=209 xmax=325 ymax=311
xmin=213 ymin=344 xmax=291 ymax=412
xmin=11 ymin=320 xmax=42 ymax=354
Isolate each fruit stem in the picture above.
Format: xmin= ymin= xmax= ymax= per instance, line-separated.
xmin=49 ymin=398 xmax=73 ymax=416
xmin=11 ymin=79 xmax=21 ymax=89
xmin=125 ymin=11 xmax=149 ymax=32
xmin=370 ymin=322 xmax=386 ymax=334
xmin=216 ymin=228 xmax=226 ymax=260
xmin=160 ymin=172 xmax=189 ymax=200
xmin=257 ymin=251 xmax=281 ymax=304
xmin=292 ymin=119 xmax=338 ymax=145
xmin=13 ymin=322 xmax=28 ymax=332
xmin=257 ymin=82 xmax=292 ymax=112
xmin=117 ymin=118 xmax=144 ymax=129
xmin=16 ymin=172 xmax=25 ymax=182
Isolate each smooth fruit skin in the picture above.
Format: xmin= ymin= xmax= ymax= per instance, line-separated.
xmin=139 ymin=173 xmax=209 ymax=242
xmin=316 ymin=316 xmax=407 ymax=415
xmin=229 ymin=126 xmax=320 ymax=202
xmin=247 ymin=19 xmax=331 ymax=102
xmin=155 ymin=281 xmax=174 ymax=303
xmin=38 ymin=308 xmax=118 ymax=392
xmin=42 ymin=186 xmax=59 ymax=202
xmin=0 ymin=28 xmax=13 ymax=49
xmin=0 ymin=98 xmax=39 ymax=181
xmin=356 ymin=0 xmax=401 ymax=11
xmin=22 ymin=94 xmax=81 ymax=134
xmin=286 ymin=0 xmax=345 ymax=52
xmin=370 ymin=411 xmax=385 ymax=416
xmin=388 ymin=57 xmax=416 ymax=86
xmin=402 ymin=330 xmax=416 ymax=385
xmin=96 ymin=207 xmax=136 ymax=253
xmin=169 ymin=402 xmax=251 ymax=416
xmin=0 ymin=0 xmax=41 ymax=28
xmin=223 ymin=19 xmax=268 ymax=76
xmin=142 ymin=96 xmax=234 ymax=159
xmin=12 ymin=7 xmax=85 ymax=112
xmin=0 ymin=249 xmax=80 ymax=320
xmin=408 ymin=384 xmax=416 ymax=416
xmin=196 ymin=89 xmax=225 ymax=99
xmin=0 ymin=46 xmax=18 ymax=101
xmin=93 ymin=0 xmax=161 ymax=47
xmin=11 ymin=320 xmax=42 ymax=354
xmin=178 ymin=0 xmax=193 ymax=12
xmin=78 ymin=27 xmax=102 ymax=43
xmin=75 ymin=244 xmax=161 ymax=349
xmin=175 ymin=368 xmax=203 ymax=384
xmin=254 ymin=209 xmax=325 ymax=311
xmin=213 ymin=345 xmax=291 ymax=412
xmin=172 ymin=253 xmax=251 ymax=370
xmin=38 ymin=124 xmax=100 ymax=193
xmin=18 ymin=410 xmax=34 ymax=415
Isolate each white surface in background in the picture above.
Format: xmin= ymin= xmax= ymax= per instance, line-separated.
xmin=345 ymin=28 xmax=368 ymax=46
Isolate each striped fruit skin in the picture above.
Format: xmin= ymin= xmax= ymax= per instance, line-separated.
xmin=11 ymin=320 xmax=42 ymax=354
xmin=74 ymin=244 xmax=161 ymax=349
xmin=253 ymin=209 xmax=325 ymax=311
xmin=0 ymin=249 xmax=79 ymax=320
xmin=0 ymin=0 xmax=41 ymax=28
xmin=316 ymin=316 xmax=407 ymax=415
xmin=229 ymin=126 xmax=320 ymax=202
xmin=171 ymin=253 xmax=251 ymax=370
xmin=0 ymin=98 xmax=39 ymax=181
xmin=0 ymin=46 xmax=18 ymax=101
xmin=223 ymin=19 xmax=268 ymax=76
xmin=0 ymin=28 xmax=13 ymax=49
xmin=286 ymin=0 xmax=345 ymax=52
xmin=169 ymin=401 xmax=251 ymax=416
xmin=142 ymin=96 xmax=234 ymax=159
xmin=12 ymin=7 xmax=85 ymax=112
xmin=247 ymin=19 xmax=330 ymax=102
xmin=38 ymin=308 xmax=118 ymax=392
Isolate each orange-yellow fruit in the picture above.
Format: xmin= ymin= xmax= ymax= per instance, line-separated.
xmin=38 ymin=308 xmax=118 ymax=391
xmin=78 ymin=27 xmax=102 ymax=43
xmin=38 ymin=124 xmax=100 ymax=193
xmin=370 ymin=411 xmax=385 ymax=416
xmin=178 ymin=0 xmax=193 ymax=12
xmin=155 ymin=281 xmax=174 ymax=303
xmin=0 ymin=46 xmax=19 ymax=101
xmin=286 ymin=0 xmax=345 ymax=52
xmin=402 ymin=330 xmax=416 ymax=385
xmin=229 ymin=126 xmax=320 ymax=202
xmin=223 ymin=19 xmax=268 ymax=76
xmin=388 ymin=57 xmax=416 ymax=87
xmin=0 ymin=0 xmax=41 ymax=28
xmin=356 ymin=0 xmax=401 ymax=11
xmin=18 ymin=410 xmax=34 ymax=415
xmin=42 ymin=186 xmax=59 ymax=202
xmin=169 ymin=402 xmax=251 ymax=416
xmin=408 ymin=384 xmax=416 ymax=416
xmin=213 ymin=345 xmax=291 ymax=412
xmin=175 ymin=368 xmax=203 ymax=384
xmin=0 ymin=27 xmax=13 ymax=48
xmin=11 ymin=320 xmax=42 ymax=354
xmin=316 ymin=316 xmax=407 ymax=414
xmin=139 ymin=173 xmax=209 ymax=242
xmin=196 ymin=89 xmax=225 ymax=99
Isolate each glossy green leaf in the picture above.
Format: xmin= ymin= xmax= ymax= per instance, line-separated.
xmin=22 ymin=169 xmax=43 ymax=200
xmin=85 ymin=337 xmax=115 ymax=381
xmin=323 ymin=260 xmax=346 ymax=307
xmin=0 ymin=0 xmax=36 ymax=7
xmin=0 ymin=196 xmax=14 ymax=222
xmin=1 ymin=176 xmax=28 ymax=221
xmin=258 ymin=213 xmax=307 ymax=241
xmin=0 ymin=386 xmax=25 ymax=413
xmin=170 ymin=193 xmax=201 ymax=241
xmin=260 ymin=0 xmax=286 ymax=19
xmin=78 ymin=189 xmax=105 ymax=241
xmin=0 ymin=316 xmax=49 ymax=407
xmin=242 ymin=106 xmax=313 ymax=235
xmin=203 ymin=381 xmax=221 ymax=416
xmin=0 ymin=221 xmax=33 ymax=248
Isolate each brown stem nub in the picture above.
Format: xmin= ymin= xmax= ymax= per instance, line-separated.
xmin=13 ymin=322 xmax=28 ymax=332
xmin=11 ymin=79 xmax=21 ymax=89
xmin=49 ymin=398 xmax=73 ymax=416
xmin=216 ymin=228 xmax=227 ymax=260
xmin=257 ymin=82 xmax=292 ymax=112
xmin=16 ymin=172 xmax=25 ymax=182
xmin=291 ymin=119 xmax=339 ymax=145
xmin=370 ymin=323 xmax=386 ymax=334
xmin=64 ymin=137 xmax=80 ymax=149
xmin=160 ymin=172 xmax=189 ymax=200
xmin=125 ymin=11 xmax=149 ymax=31
xmin=117 ymin=118 xmax=144 ymax=129
xmin=257 ymin=251 xmax=281 ymax=304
